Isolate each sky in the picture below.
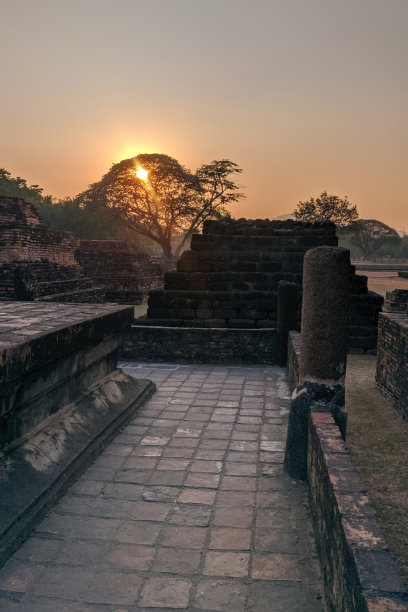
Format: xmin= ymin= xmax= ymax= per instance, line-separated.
xmin=1 ymin=0 xmax=408 ymax=230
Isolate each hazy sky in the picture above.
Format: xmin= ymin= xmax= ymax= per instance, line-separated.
xmin=2 ymin=0 xmax=407 ymax=229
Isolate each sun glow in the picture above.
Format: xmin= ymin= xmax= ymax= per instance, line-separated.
xmin=136 ymin=167 xmax=148 ymax=180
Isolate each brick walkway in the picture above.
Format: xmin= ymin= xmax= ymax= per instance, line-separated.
xmin=0 ymin=363 xmax=326 ymax=611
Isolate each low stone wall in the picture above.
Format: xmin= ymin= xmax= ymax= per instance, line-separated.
xmin=376 ymin=312 xmax=408 ymax=418
xmin=120 ymin=325 xmax=276 ymax=364
xmin=0 ymin=301 xmax=155 ymax=566
xmin=308 ymin=410 xmax=408 ymax=611
xmin=287 ymin=326 xmax=408 ymax=609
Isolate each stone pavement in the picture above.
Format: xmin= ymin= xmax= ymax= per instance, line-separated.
xmin=0 ymin=362 xmax=326 ymax=611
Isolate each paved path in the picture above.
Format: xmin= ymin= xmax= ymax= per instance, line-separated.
xmin=0 ymin=363 xmax=326 ymax=611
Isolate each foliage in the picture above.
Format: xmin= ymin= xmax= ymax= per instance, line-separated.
xmin=398 ymin=271 xmax=408 ymax=279
xmin=38 ymin=197 xmax=149 ymax=245
xmin=293 ymin=191 xmax=359 ymax=228
xmin=347 ymin=219 xmax=400 ymax=259
xmin=77 ymin=154 xmax=244 ymax=257
xmin=0 ymin=168 xmax=53 ymax=207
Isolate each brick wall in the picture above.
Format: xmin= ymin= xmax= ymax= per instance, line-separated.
xmin=0 ymin=197 xmax=79 ymax=266
xmin=77 ymin=240 xmax=163 ymax=303
xmin=120 ymin=325 xmax=277 ymax=364
xmin=376 ymin=312 xmax=408 ymax=417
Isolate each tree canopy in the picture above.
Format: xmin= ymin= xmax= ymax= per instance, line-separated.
xmin=293 ymin=191 xmax=359 ymax=228
xmin=77 ymin=154 xmax=244 ymax=257
xmin=347 ymin=219 xmax=400 ymax=259
xmin=0 ymin=168 xmax=52 ymax=208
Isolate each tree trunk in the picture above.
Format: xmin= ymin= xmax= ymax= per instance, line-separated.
xmin=162 ymin=241 xmax=173 ymax=258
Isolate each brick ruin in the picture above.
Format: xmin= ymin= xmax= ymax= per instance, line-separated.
xmin=0 ymin=197 xmax=163 ymax=303
xmin=143 ymin=218 xmax=383 ymax=353
xmin=77 ymin=240 xmax=162 ymax=304
xmin=376 ymin=290 xmax=408 ymax=418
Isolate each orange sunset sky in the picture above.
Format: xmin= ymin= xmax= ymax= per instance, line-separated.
xmin=2 ymin=0 xmax=408 ymax=230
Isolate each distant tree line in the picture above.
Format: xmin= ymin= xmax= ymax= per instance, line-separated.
xmin=1 ymin=167 xmax=406 ymax=260
xmin=294 ymin=191 xmax=407 ymax=259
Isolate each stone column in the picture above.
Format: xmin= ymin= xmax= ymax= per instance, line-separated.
xmin=277 ymin=281 xmax=299 ymax=366
xmin=284 ymin=246 xmax=350 ymax=480
xmin=299 ymin=246 xmax=350 ymax=382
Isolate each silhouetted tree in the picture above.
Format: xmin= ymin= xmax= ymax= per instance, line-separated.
xmin=77 ymin=154 xmax=244 ymax=257
xmin=348 ymin=219 xmax=400 ymax=259
xmin=293 ymin=191 xmax=359 ymax=229
xmin=0 ymin=168 xmax=53 ymax=208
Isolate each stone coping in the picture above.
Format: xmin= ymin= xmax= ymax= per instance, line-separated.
xmin=0 ymin=301 xmax=133 ymax=351
xmin=0 ymin=302 xmax=133 ymax=385
xmin=379 ymin=311 xmax=408 ymax=329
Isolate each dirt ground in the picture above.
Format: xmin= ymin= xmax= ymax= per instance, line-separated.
xmin=359 ymin=269 xmax=408 ymax=297
xmin=345 ymin=354 xmax=408 ymax=581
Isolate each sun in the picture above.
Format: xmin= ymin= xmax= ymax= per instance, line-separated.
xmin=136 ymin=167 xmax=148 ymax=180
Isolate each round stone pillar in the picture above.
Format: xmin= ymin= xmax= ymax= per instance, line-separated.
xmin=299 ymin=246 xmax=350 ymax=382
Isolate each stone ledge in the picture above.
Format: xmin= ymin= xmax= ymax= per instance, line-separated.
xmin=0 ymin=370 xmax=155 ymax=569
xmin=120 ymin=325 xmax=277 ymax=364
xmin=308 ymin=410 xmax=408 ymax=611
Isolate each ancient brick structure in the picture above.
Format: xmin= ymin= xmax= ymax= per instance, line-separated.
xmin=77 ymin=240 xmax=163 ymax=304
xmin=383 ymin=288 xmax=408 ymax=313
xmin=0 ymin=197 xmax=79 ymax=266
xmin=143 ymin=218 xmax=382 ymax=354
xmin=0 ymin=197 xmax=162 ymax=304
xmin=0 ymin=197 xmax=104 ymax=302
xmin=0 ymin=301 xmax=154 ymax=565
xmin=147 ymin=218 xmax=336 ymax=328
xmin=376 ymin=311 xmax=408 ymax=418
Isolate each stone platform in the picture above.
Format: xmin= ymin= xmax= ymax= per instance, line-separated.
xmin=0 ymin=303 xmax=155 ymax=566
xmin=0 ymin=362 xmax=326 ymax=611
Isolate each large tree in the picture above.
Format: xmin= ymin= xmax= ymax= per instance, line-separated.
xmin=77 ymin=154 xmax=244 ymax=257
xmin=348 ymin=219 xmax=400 ymax=259
xmin=293 ymin=191 xmax=359 ymax=229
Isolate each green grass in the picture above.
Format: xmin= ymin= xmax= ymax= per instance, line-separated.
xmin=398 ymin=270 xmax=408 ymax=279
xmin=346 ymin=354 xmax=408 ymax=581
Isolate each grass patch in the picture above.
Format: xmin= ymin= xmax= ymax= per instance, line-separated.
xmin=398 ymin=270 xmax=408 ymax=279
xmin=346 ymin=354 xmax=408 ymax=581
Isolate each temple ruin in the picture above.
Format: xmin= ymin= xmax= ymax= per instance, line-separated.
xmin=0 ymin=197 xmax=163 ymax=303
xmin=122 ymin=218 xmax=383 ymax=363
